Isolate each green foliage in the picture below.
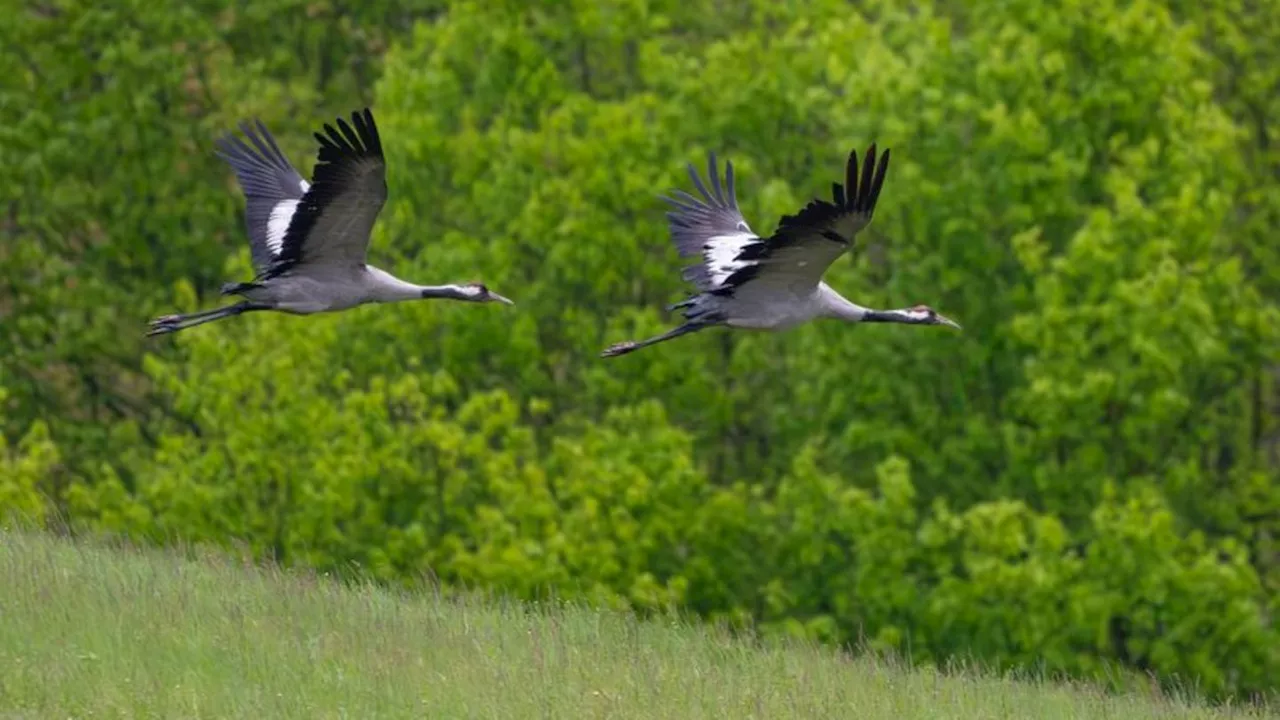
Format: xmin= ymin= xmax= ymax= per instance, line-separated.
xmin=684 ymin=459 xmax=1279 ymax=698
xmin=0 ymin=390 xmax=60 ymax=526
xmin=5 ymin=0 xmax=1280 ymax=703
xmin=6 ymin=530 xmax=1263 ymax=720
xmin=0 ymin=0 xmax=420 ymax=477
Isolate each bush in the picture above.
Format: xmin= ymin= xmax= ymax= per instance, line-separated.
xmin=0 ymin=389 xmax=60 ymax=526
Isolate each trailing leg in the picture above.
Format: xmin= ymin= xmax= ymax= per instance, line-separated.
xmin=600 ymin=322 xmax=709 ymax=358
xmin=146 ymin=301 xmax=269 ymax=338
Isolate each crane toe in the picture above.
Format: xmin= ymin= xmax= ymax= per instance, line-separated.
xmin=146 ymin=314 xmax=185 ymax=337
xmin=600 ymin=341 xmax=638 ymax=358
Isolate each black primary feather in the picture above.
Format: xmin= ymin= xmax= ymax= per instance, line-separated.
xmin=265 ymin=107 xmax=385 ymax=278
xmin=771 ymin=144 xmax=890 ymax=242
xmin=713 ymin=144 xmax=891 ymax=291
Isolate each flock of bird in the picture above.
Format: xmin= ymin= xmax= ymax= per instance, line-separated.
xmin=147 ymin=107 xmax=961 ymax=354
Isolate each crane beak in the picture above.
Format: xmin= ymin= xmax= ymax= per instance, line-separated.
xmin=488 ymin=291 xmax=515 ymax=306
xmin=937 ymin=313 xmax=962 ymax=331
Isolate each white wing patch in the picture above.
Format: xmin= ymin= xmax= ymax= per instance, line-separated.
xmin=703 ymin=231 xmax=759 ymax=287
xmin=267 ymin=199 xmax=299 ymax=255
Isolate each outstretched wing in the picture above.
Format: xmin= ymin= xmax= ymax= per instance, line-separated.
xmin=264 ymin=108 xmax=388 ymax=278
xmin=731 ymin=145 xmax=891 ymax=296
xmin=660 ymin=152 xmax=762 ymax=294
xmin=213 ymin=119 xmax=310 ymax=274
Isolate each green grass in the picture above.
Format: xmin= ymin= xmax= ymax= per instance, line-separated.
xmin=0 ymin=530 xmax=1273 ymax=720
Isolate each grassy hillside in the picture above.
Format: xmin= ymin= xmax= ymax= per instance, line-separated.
xmin=0 ymin=530 xmax=1272 ymax=720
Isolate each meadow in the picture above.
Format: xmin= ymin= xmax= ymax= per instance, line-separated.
xmin=0 ymin=529 xmax=1274 ymax=720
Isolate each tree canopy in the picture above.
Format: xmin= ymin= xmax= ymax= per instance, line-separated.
xmin=3 ymin=0 xmax=1278 ymax=702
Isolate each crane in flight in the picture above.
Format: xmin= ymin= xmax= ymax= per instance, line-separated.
xmin=147 ymin=107 xmax=512 ymax=338
xmin=600 ymin=145 xmax=959 ymax=358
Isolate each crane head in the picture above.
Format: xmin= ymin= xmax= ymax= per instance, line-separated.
xmin=459 ymin=282 xmax=515 ymax=306
xmin=907 ymin=304 xmax=961 ymax=330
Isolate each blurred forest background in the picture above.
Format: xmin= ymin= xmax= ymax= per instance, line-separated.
xmin=3 ymin=0 xmax=1280 ymax=703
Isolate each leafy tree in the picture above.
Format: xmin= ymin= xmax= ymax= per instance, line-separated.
xmin=6 ymin=0 xmax=1280 ymax=700
xmin=0 ymin=388 xmax=60 ymax=526
xmin=0 ymin=0 xmax=422 ymax=482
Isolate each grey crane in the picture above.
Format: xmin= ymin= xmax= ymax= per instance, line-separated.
xmin=600 ymin=145 xmax=959 ymax=358
xmin=147 ymin=107 xmax=512 ymax=338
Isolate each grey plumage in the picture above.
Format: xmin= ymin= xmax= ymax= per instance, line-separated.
xmin=267 ymin=110 xmax=387 ymax=279
xmin=213 ymin=118 xmax=310 ymax=274
xmin=148 ymin=107 xmax=512 ymax=339
xmin=601 ymin=145 xmax=960 ymax=358
xmin=664 ymin=152 xmax=752 ymax=293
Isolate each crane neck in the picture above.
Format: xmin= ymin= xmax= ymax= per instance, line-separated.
xmin=861 ymin=307 xmax=940 ymax=325
xmin=818 ymin=285 xmax=935 ymax=325
xmin=417 ymin=284 xmax=474 ymax=301
xmin=819 ymin=285 xmax=871 ymax=322
xmin=365 ymin=266 xmax=472 ymax=302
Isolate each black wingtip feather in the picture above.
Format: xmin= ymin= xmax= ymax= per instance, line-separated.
xmin=263 ymin=108 xmax=386 ymax=279
xmin=838 ymin=143 xmax=891 ymax=214
xmin=856 ymin=143 xmax=876 ymax=212
xmin=845 ymin=148 xmax=859 ymax=210
xmin=770 ymin=143 xmax=893 ymax=240
xmin=312 ymin=107 xmax=384 ymax=166
xmin=870 ymin=148 xmax=891 ymax=209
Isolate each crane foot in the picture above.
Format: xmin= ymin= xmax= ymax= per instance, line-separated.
xmin=600 ymin=341 xmax=638 ymax=358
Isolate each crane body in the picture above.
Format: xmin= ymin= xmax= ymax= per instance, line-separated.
xmin=148 ymin=107 xmax=511 ymax=338
xmin=601 ymin=145 xmax=959 ymax=358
